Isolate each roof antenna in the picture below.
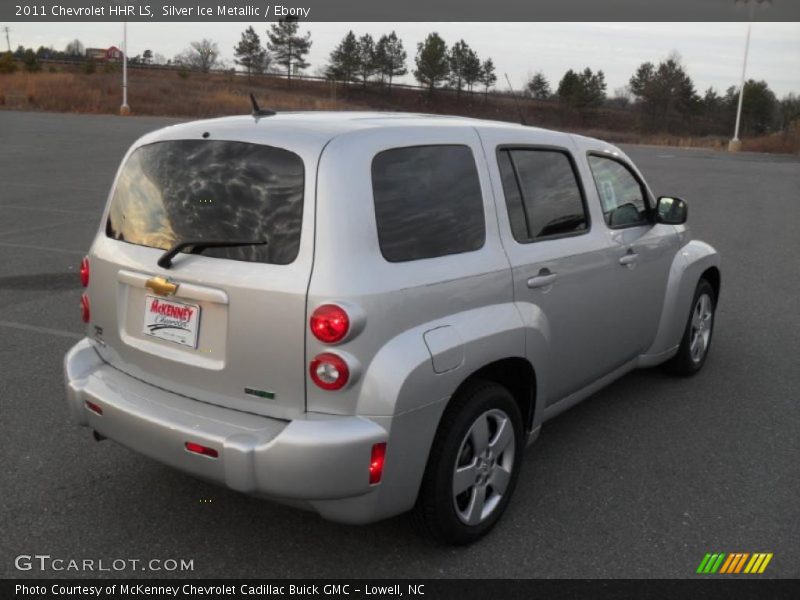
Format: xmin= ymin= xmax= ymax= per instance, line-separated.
xmin=504 ymin=74 xmax=527 ymax=126
xmin=249 ymin=93 xmax=276 ymax=119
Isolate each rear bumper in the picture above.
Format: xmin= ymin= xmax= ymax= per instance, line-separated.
xmin=64 ymin=338 xmax=390 ymax=521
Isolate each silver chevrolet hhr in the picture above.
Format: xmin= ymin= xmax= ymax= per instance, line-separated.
xmin=64 ymin=112 xmax=720 ymax=544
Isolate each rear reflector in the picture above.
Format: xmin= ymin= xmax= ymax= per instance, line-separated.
xmin=80 ymin=256 xmax=90 ymax=287
xmin=369 ymin=442 xmax=387 ymax=485
xmin=185 ymin=442 xmax=219 ymax=458
xmin=85 ymin=400 xmax=103 ymax=415
xmin=80 ymin=293 xmax=90 ymax=323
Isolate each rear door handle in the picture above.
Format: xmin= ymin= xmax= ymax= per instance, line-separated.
xmin=527 ymin=272 xmax=558 ymax=289
xmin=619 ymin=252 xmax=639 ymax=266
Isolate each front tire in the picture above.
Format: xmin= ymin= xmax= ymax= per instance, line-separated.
xmin=412 ymin=379 xmax=524 ymax=545
xmin=665 ymin=278 xmax=716 ymax=376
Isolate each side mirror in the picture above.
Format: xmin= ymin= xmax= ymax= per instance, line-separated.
xmin=656 ymin=196 xmax=688 ymax=225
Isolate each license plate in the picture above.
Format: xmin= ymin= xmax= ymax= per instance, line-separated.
xmin=143 ymin=294 xmax=201 ymax=348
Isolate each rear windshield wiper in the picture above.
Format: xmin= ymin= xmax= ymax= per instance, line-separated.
xmin=157 ymin=239 xmax=268 ymax=269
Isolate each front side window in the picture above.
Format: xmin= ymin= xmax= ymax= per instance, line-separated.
xmin=106 ymin=140 xmax=305 ymax=265
xmin=497 ymin=148 xmax=588 ymax=242
xmin=371 ymin=145 xmax=486 ymax=262
xmin=587 ymin=155 xmax=650 ymax=228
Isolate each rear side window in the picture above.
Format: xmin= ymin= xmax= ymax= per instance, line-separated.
xmin=498 ymin=149 xmax=588 ymax=242
xmin=371 ymin=145 xmax=485 ymax=262
xmin=106 ymin=140 xmax=304 ymax=265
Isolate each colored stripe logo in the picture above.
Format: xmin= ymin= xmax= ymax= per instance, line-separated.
xmin=696 ymin=553 xmax=773 ymax=574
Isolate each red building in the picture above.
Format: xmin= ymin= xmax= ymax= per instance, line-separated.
xmin=85 ymin=46 xmax=124 ymax=62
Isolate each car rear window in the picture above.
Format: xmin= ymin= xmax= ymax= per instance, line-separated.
xmin=106 ymin=140 xmax=304 ymax=265
xmin=371 ymin=145 xmax=486 ymax=262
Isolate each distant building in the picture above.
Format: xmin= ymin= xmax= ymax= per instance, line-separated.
xmin=85 ymin=46 xmax=123 ymax=62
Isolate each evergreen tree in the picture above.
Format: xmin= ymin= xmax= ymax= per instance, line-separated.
xmin=356 ymin=33 xmax=378 ymax=87
xmin=628 ymin=55 xmax=699 ymax=129
xmin=234 ymin=26 xmax=267 ymax=80
xmin=557 ymin=68 xmax=606 ymax=109
xmin=557 ymin=69 xmax=581 ymax=106
xmin=702 ymin=87 xmax=723 ymax=117
xmin=447 ymin=39 xmax=471 ymax=98
xmin=480 ymin=58 xmax=497 ymax=99
xmin=22 ymin=48 xmax=41 ymax=72
xmin=267 ymin=19 xmax=311 ymax=83
xmin=375 ymin=31 xmax=407 ymax=90
xmin=724 ymin=79 xmax=777 ymax=135
xmin=414 ymin=32 xmax=449 ymax=95
xmin=779 ymin=93 xmax=800 ymax=132
xmin=463 ymin=48 xmax=482 ymax=94
xmin=582 ymin=68 xmax=607 ymax=107
xmin=528 ymin=71 xmax=551 ymax=99
xmin=0 ymin=52 xmax=17 ymax=74
xmin=326 ymin=31 xmax=359 ymax=87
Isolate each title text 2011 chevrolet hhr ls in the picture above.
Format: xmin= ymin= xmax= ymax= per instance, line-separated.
xmin=64 ymin=112 xmax=720 ymax=544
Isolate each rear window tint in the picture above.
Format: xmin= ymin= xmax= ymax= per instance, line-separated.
xmin=106 ymin=140 xmax=304 ymax=265
xmin=371 ymin=145 xmax=485 ymax=262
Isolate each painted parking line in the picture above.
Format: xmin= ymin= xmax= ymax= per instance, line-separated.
xmin=0 ymin=241 xmax=85 ymax=255
xmin=0 ymin=204 xmax=97 ymax=216
xmin=0 ymin=217 xmax=95 ymax=238
xmin=0 ymin=180 xmax=105 ymax=193
xmin=0 ymin=320 xmax=82 ymax=340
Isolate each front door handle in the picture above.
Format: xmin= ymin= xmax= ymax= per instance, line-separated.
xmin=619 ymin=252 xmax=639 ymax=267
xmin=527 ymin=271 xmax=558 ymax=289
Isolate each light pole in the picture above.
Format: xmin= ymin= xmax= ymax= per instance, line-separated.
xmin=120 ymin=21 xmax=130 ymax=115
xmin=729 ymin=0 xmax=771 ymax=152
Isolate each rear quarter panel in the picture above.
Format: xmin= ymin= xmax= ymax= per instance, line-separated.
xmin=306 ymin=124 xmax=524 ymax=419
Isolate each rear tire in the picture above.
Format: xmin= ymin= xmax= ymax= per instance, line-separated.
xmin=665 ymin=279 xmax=716 ymax=376
xmin=412 ymin=379 xmax=524 ymax=545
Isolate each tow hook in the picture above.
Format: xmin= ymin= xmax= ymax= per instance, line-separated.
xmin=92 ymin=430 xmax=107 ymax=442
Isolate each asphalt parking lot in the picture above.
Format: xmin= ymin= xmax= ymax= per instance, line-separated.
xmin=1 ymin=110 xmax=798 ymax=579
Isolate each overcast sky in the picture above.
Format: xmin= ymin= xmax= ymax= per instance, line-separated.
xmin=6 ymin=22 xmax=800 ymax=97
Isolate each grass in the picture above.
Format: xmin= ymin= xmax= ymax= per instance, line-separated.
xmin=0 ymin=70 xmax=363 ymax=116
xmin=1 ymin=67 xmax=798 ymax=154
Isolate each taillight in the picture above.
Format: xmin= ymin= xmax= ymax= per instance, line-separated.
xmin=369 ymin=442 xmax=387 ymax=485
xmin=310 ymin=304 xmax=350 ymax=344
xmin=80 ymin=256 xmax=89 ymax=287
xmin=80 ymin=294 xmax=90 ymax=323
xmin=85 ymin=400 xmax=103 ymax=415
xmin=309 ymin=352 xmax=349 ymax=390
xmin=185 ymin=442 xmax=219 ymax=458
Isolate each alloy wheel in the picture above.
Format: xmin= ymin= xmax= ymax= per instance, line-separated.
xmin=452 ymin=408 xmax=516 ymax=525
xmin=689 ymin=293 xmax=713 ymax=363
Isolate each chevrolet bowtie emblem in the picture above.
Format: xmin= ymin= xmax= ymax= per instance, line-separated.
xmin=145 ymin=276 xmax=178 ymax=296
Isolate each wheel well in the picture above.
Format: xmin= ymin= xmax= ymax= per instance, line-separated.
xmin=458 ymin=358 xmax=536 ymax=432
xmin=701 ymin=266 xmax=721 ymax=302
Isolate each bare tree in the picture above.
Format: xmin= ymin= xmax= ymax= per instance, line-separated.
xmin=65 ymin=39 xmax=84 ymax=58
xmin=174 ymin=39 xmax=220 ymax=73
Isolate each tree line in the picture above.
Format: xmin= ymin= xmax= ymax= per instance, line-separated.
xmin=2 ymin=28 xmax=798 ymax=138
xmin=323 ymin=30 xmax=497 ymax=99
xmin=521 ymin=53 xmax=798 ymax=136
